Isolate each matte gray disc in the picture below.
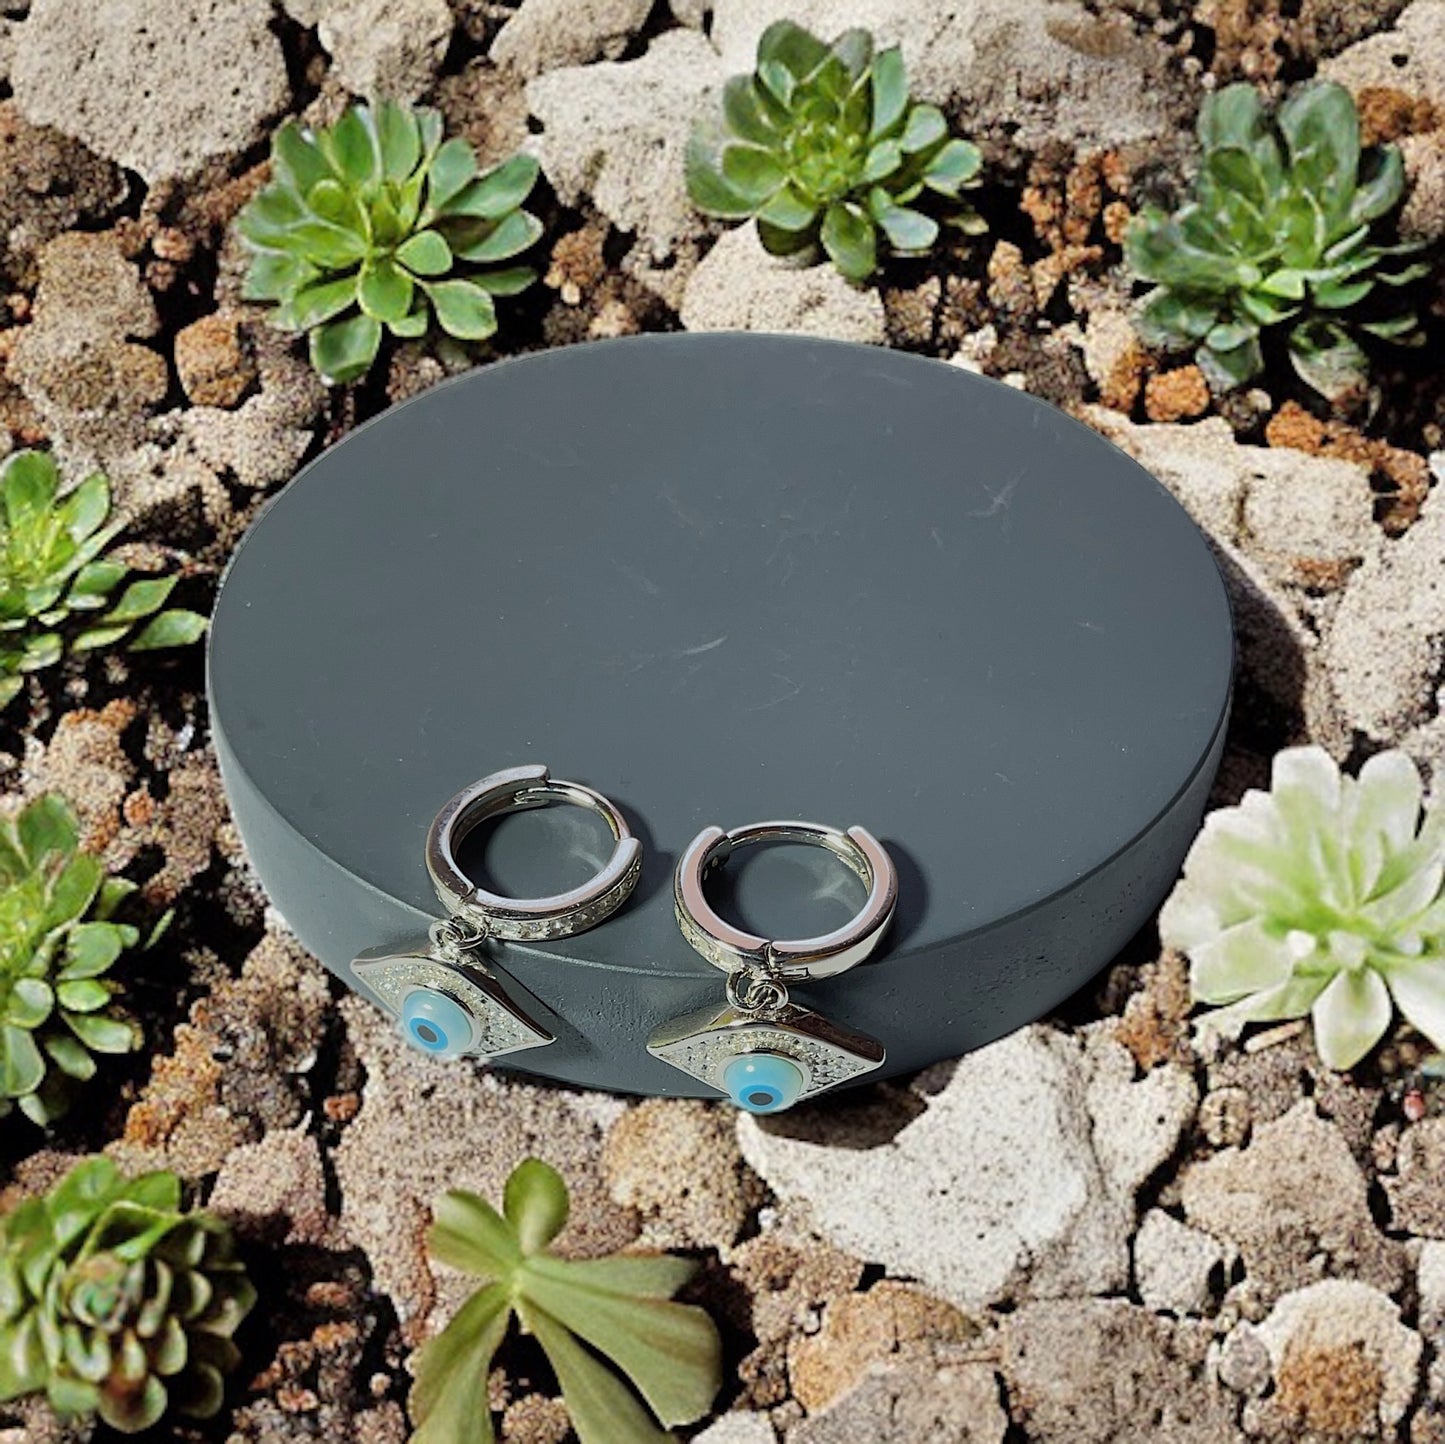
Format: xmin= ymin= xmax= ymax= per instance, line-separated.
xmin=208 ymin=333 xmax=1233 ymax=1096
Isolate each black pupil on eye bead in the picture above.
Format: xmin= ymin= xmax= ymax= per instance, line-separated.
xmin=415 ymin=1023 xmax=439 ymax=1044
xmin=748 ymin=1090 xmax=774 ymax=1106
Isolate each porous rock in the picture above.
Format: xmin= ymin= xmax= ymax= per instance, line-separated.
xmin=1385 ymin=1118 xmax=1445 ymax=1237
xmin=787 ymin=1360 xmax=1007 ymax=1443
xmin=8 ymin=231 xmax=166 ymax=463
xmin=1085 ymin=409 xmax=1353 ymax=750
xmin=11 ymin=0 xmax=289 ymax=182
xmin=527 ymin=30 xmax=727 ymax=260
xmin=1134 ymin=1209 xmax=1227 ymax=1315
xmin=1085 ymin=411 xmax=1378 ymax=579
xmin=737 ymin=1026 xmax=1195 ymax=1311
xmin=25 ymin=699 xmax=137 ymax=858
xmin=727 ymin=1229 xmax=866 ymax=1407
xmin=332 ymin=996 xmax=637 ymax=1340
xmin=174 ymin=313 xmax=255 ymax=409
xmin=1179 ymin=1100 xmax=1404 ymax=1305
xmin=1325 ymin=492 xmax=1445 ymax=741
xmin=680 ymin=224 xmax=887 ymax=343
xmin=1323 ymin=0 xmax=1445 ymax=109
xmin=601 ymin=1097 xmax=765 ymax=1251
xmin=283 ymin=0 xmax=454 ymax=102
xmin=109 ymin=928 xmax=331 ymax=1180
xmin=208 ymin=1124 xmax=336 ymax=1247
xmin=1249 ymin=1280 xmax=1422 ymax=1437
xmin=709 ymin=0 xmax=1190 ymax=152
xmin=787 ymin=1281 xmax=979 ymax=1414
xmin=492 ymin=0 xmax=654 ymax=78
xmin=1002 ymin=1299 xmax=1238 ymax=1443
xmin=1401 ymin=127 xmax=1445 ymax=243
xmin=695 ymin=1414 xmax=778 ymax=1444
xmin=0 ymin=102 xmax=127 ymax=287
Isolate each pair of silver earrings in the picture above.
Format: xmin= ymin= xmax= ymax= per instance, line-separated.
xmin=351 ymin=764 xmax=896 ymax=1113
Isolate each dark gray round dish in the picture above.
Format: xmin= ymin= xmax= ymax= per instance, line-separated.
xmin=207 ymin=332 xmax=1234 ymax=1097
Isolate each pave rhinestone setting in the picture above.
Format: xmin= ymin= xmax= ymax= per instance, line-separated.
xmin=352 ymin=946 xmax=553 ymax=1059
xmin=647 ymin=1002 xmax=884 ymax=1103
xmin=467 ymin=851 xmax=643 ymax=942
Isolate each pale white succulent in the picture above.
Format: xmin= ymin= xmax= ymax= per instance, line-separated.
xmin=1160 ymin=744 xmax=1445 ymax=1070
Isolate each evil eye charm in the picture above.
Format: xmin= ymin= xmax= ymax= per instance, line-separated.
xmin=351 ymin=942 xmax=554 ymax=1062
xmin=647 ymin=1001 xmax=884 ymax=1110
xmin=724 ymin=1053 xmax=806 ymax=1113
xmin=401 ymin=988 xmax=475 ymax=1058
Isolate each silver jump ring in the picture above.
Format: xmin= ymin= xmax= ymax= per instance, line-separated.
xmin=427 ymin=764 xmax=642 ymax=942
xmin=725 ymin=969 xmax=790 ymax=1014
xmin=675 ymin=820 xmax=898 ymax=982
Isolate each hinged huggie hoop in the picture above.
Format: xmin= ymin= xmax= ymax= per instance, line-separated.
xmin=649 ymin=819 xmax=895 ymax=1113
xmin=352 ymin=764 xmax=641 ymax=1062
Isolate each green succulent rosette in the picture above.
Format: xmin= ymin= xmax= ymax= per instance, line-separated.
xmin=687 ymin=20 xmax=984 ymax=280
xmin=0 ymin=450 xmax=207 ymax=710
xmin=1162 ymin=744 xmax=1445 ymax=1070
xmin=238 ymin=99 xmax=544 ymax=383
xmin=0 ymin=792 xmax=146 ymax=1126
xmin=0 ymin=1156 xmax=256 ymax=1433
xmin=1126 ymin=81 xmax=1429 ymax=400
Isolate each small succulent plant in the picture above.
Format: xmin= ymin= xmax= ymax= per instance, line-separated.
xmin=0 ymin=450 xmax=207 ymax=710
xmin=1125 ymin=81 xmax=1430 ymax=401
xmin=0 ymin=792 xmax=153 ymax=1126
xmin=0 ymin=1156 xmax=255 ymax=1432
xmin=686 ymin=20 xmax=984 ymax=280
xmin=1161 ymin=745 xmax=1445 ymax=1071
xmin=238 ymin=99 xmax=544 ymax=384
xmin=410 ymin=1158 xmax=721 ymax=1444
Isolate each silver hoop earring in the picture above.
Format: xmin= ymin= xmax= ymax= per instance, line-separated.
xmin=648 ymin=820 xmax=895 ymax=1112
xmin=352 ymin=764 xmax=641 ymax=1061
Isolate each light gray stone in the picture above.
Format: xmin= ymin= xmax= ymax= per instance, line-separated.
xmin=1385 ymin=1117 xmax=1445 ymax=1238
xmin=737 ymin=1026 xmax=1196 ymax=1311
xmin=284 ymin=0 xmax=453 ymax=101
xmin=695 ymin=1413 xmax=778 ymax=1444
xmin=11 ymin=0 xmax=289 ymax=182
xmin=1179 ymin=1100 xmax=1404 ymax=1306
xmin=1003 ymin=1299 xmax=1238 ymax=1443
xmin=786 ymin=1361 xmax=1007 ymax=1443
xmin=1322 ymin=0 xmax=1445 ymax=107
xmin=1420 ymin=1240 xmax=1445 ymax=1337
xmin=527 ymin=30 xmax=727 ymax=260
xmin=1216 ymin=1323 xmax=1271 ymax=1397
xmin=680 ymin=224 xmax=887 ymax=344
xmin=1085 ymin=411 xmax=1377 ymax=573
xmin=709 ymin=0 xmax=1190 ymax=151
xmin=9 ymin=232 xmax=165 ymax=465
xmin=208 ymin=1124 xmax=336 ymax=1247
xmin=492 ymin=0 xmax=654 ymax=78
xmin=1134 ymin=1209 xmax=1226 ymax=1315
xmin=1325 ymin=493 xmax=1445 ymax=742
xmin=1254 ymin=1280 xmax=1422 ymax=1432
xmin=1085 ymin=408 xmax=1359 ymax=752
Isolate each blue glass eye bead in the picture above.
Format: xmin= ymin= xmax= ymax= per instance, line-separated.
xmin=723 ymin=1053 xmax=805 ymax=1113
xmin=401 ymin=988 xmax=474 ymax=1057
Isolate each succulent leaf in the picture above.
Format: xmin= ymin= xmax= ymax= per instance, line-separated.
xmin=237 ymin=100 xmax=542 ymax=383
xmin=0 ymin=450 xmax=203 ymax=705
xmin=1125 ymin=81 xmax=1430 ymax=401
xmin=1162 ymin=745 xmax=1445 ymax=1071
xmin=410 ymin=1158 xmax=721 ymax=1444
xmin=0 ymin=1158 xmax=254 ymax=1433
xmin=687 ymin=21 xmax=983 ymax=278
xmin=0 ymin=792 xmax=150 ymax=1123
